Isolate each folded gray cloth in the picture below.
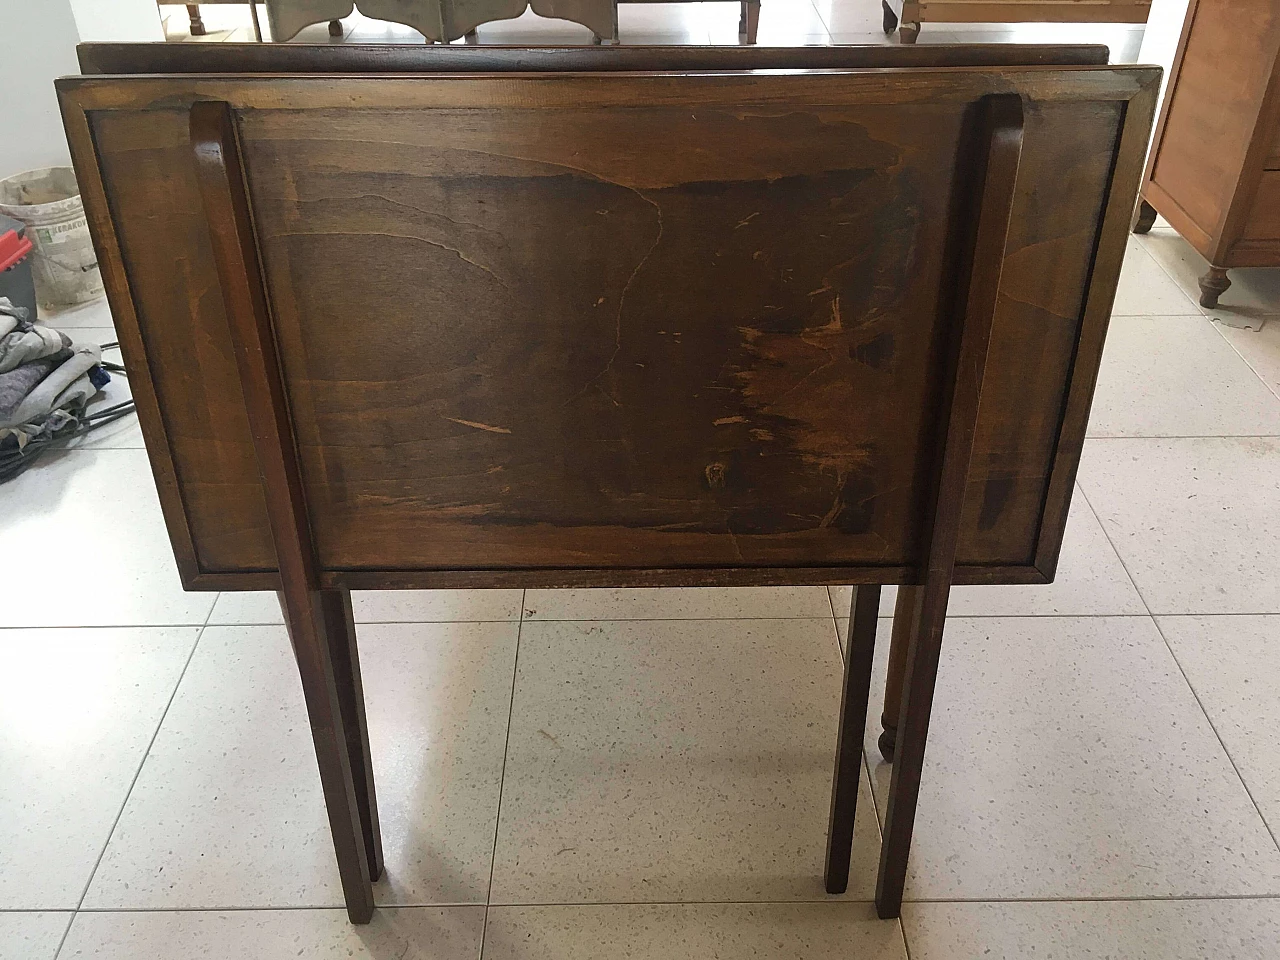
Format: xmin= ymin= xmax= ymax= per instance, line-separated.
xmin=0 ymin=298 xmax=72 ymax=374
xmin=0 ymin=297 xmax=105 ymax=447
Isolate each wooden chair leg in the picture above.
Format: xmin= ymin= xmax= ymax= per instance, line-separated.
xmin=191 ymin=100 xmax=377 ymax=923
xmin=900 ymin=21 xmax=920 ymax=43
xmin=321 ymin=588 xmax=384 ymax=880
xmin=825 ymin=584 xmax=881 ymax=894
xmin=878 ymin=585 xmax=919 ymax=762
xmin=739 ymin=0 xmax=760 ymax=44
xmin=187 ymin=4 xmax=206 ymax=36
xmin=248 ymin=1 xmax=263 ymax=41
xmin=1132 ymin=198 xmax=1157 ymax=234
xmin=882 ymin=0 xmax=898 ymax=33
xmin=1199 ymin=266 xmax=1231 ymax=308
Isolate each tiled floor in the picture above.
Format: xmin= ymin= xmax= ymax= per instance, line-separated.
xmin=6 ymin=3 xmax=1280 ymax=957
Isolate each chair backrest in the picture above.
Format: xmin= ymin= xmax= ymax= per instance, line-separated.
xmin=58 ymin=49 xmax=1159 ymax=592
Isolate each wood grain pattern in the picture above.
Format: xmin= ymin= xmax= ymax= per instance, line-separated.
xmin=58 ymin=62 xmax=1159 ymax=591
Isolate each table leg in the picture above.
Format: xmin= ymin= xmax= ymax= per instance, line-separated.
xmin=824 ymin=584 xmax=882 ymax=894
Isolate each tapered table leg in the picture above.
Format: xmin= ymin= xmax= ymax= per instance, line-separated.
xmin=825 ymin=584 xmax=882 ymax=894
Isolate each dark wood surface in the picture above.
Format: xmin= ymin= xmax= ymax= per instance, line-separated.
xmin=75 ymin=40 xmax=1110 ymax=75
xmin=824 ymin=582 xmax=881 ymax=895
xmin=59 ymin=64 xmax=1158 ymax=591
xmin=57 ymin=52 xmax=1159 ymax=926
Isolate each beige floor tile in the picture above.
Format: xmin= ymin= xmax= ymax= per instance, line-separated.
xmin=1112 ymin=238 xmax=1201 ymax=317
xmin=83 ymin=622 xmax=517 ymax=909
xmin=35 ymin=297 xmax=115 ymax=331
xmin=59 ymin=907 xmax=484 ymax=960
xmin=491 ymin=618 xmax=878 ymax=903
xmin=0 ymin=450 xmax=217 ymax=627
xmin=708 ymin=0 xmax=829 ymax=44
xmin=863 ymin=616 xmax=1280 ymax=899
xmin=1078 ymin=438 xmax=1280 ymax=614
xmin=1139 ymin=227 xmax=1280 ymax=327
xmin=0 ymin=628 xmax=197 ymax=908
xmin=813 ymin=0 xmax=889 ymax=34
xmin=485 ymin=902 xmax=908 ymax=959
xmin=0 ymin=913 xmax=70 ymax=960
xmin=1159 ymin=615 xmax=1280 ymax=834
xmin=209 ymin=589 xmax=524 ymax=625
xmin=1088 ymin=315 xmax=1280 ymax=438
xmin=830 ymin=488 xmax=1144 ymax=626
xmin=902 ymin=899 xmax=1280 ymax=960
xmin=1217 ymin=319 xmax=1280 ymax=400
xmin=522 ymin=586 xmax=832 ymax=621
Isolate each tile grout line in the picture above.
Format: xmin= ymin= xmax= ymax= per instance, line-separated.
xmin=1128 ymin=232 xmax=1210 ymax=318
xmin=52 ymin=597 xmax=219 ymax=959
xmin=1207 ymin=315 xmax=1280 ymax=404
xmin=18 ymin=611 xmax=1274 ymax=634
xmin=1149 ymin=615 xmax=1280 ymax=856
xmin=1087 ymin=434 xmax=1280 ymax=440
xmin=1075 ymin=485 xmax=1157 ymax=616
xmin=478 ymin=588 xmax=526 ymax=960
xmin=17 ymin=891 xmax=1280 ymax=915
xmin=1078 ymin=486 xmax=1280 ymax=857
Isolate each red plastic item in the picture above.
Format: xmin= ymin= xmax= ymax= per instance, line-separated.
xmin=0 ymin=229 xmax=33 ymax=274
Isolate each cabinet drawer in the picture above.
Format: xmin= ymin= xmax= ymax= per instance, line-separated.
xmin=1244 ymin=171 xmax=1280 ymax=240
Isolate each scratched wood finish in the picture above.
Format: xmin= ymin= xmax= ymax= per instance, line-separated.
xmin=59 ymin=62 xmax=1159 ymax=588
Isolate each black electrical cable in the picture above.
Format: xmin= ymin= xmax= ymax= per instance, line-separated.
xmin=0 ymin=340 xmax=138 ymax=484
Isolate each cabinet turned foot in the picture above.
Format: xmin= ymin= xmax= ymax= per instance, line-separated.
xmin=187 ymin=4 xmax=206 ymax=36
xmin=1132 ymin=199 xmax=1157 ymax=234
xmin=882 ymin=0 xmax=898 ymax=33
xmin=464 ymin=28 xmax=479 ymax=44
xmin=899 ymin=21 xmax=920 ymax=43
xmin=878 ymin=726 xmax=897 ymax=762
xmin=328 ymin=19 xmax=343 ymax=36
xmin=1198 ymin=266 xmax=1231 ymax=308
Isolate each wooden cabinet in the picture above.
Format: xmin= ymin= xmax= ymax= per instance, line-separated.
xmin=1136 ymin=0 xmax=1280 ymax=306
xmin=883 ymin=1 xmax=1151 ymax=43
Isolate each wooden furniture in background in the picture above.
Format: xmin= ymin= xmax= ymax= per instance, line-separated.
xmin=160 ymin=1 xmax=267 ymax=40
xmin=1134 ymin=0 xmax=1280 ymax=307
xmin=883 ymin=0 xmax=1151 ymax=43
xmin=59 ymin=42 xmax=1156 ymax=925
xmin=253 ymin=0 xmax=757 ymax=44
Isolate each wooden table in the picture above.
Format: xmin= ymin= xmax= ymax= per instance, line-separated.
xmin=883 ymin=0 xmax=1152 ymax=43
xmin=59 ymin=42 xmax=1157 ymax=924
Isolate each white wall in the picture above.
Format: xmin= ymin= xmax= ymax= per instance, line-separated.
xmin=0 ymin=0 xmax=82 ymax=178
xmin=1139 ymin=0 xmax=1193 ymax=107
xmin=70 ymin=0 xmax=164 ymax=41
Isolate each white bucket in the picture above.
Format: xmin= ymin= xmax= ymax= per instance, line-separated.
xmin=0 ymin=167 xmax=104 ymax=306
